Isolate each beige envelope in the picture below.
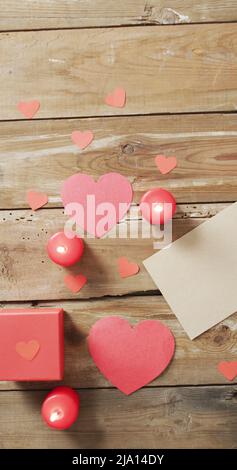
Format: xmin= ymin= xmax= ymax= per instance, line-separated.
xmin=143 ymin=202 xmax=237 ymax=339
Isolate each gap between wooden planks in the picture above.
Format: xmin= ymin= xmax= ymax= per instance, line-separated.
xmin=0 ymin=295 xmax=236 ymax=391
xmin=0 ymin=386 xmax=236 ymax=449
xmin=0 ymin=0 xmax=237 ymax=30
xmin=1 ymin=24 xmax=237 ymax=119
xmin=1 ymin=113 xmax=237 ymax=208
xmin=0 ymin=203 xmax=232 ymax=302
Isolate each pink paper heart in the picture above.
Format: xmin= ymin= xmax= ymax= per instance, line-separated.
xmin=155 ymin=155 xmax=177 ymax=175
xmin=17 ymin=100 xmax=40 ymax=119
xmin=16 ymin=340 xmax=40 ymax=361
xmin=27 ymin=190 xmax=48 ymax=211
xmin=118 ymin=257 xmax=140 ymax=278
xmin=71 ymin=130 xmax=94 ymax=150
xmin=105 ymin=87 xmax=126 ymax=108
xmin=218 ymin=361 xmax=237 ymax=381
xmin=61 ymin=172 xmax=133 ymax=238
xmin=88 ymin=317 xmax=175 ymax=395
xmin=64 ymin=274 xmax=87 ymax=293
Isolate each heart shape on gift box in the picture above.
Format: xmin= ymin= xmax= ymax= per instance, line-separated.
xmin=27 ymin=190 xmax=48 ymax=211
xmin=64 ymin=274 xmax=87 ymax=293
xmin=155 ymin=154 xmax=177 ymax=175
xmin=16 ymin=340 xmax=40 ymax=361
xmin=218 ymin=361 xmax=237 ymax=381
xmin=88 ymin=316 xmax=175 ymax=395
xmin=17 ymin=100 xmax=40 ymax=119
xmin=71 ymin=130 xmax=94 ymax=150
xmin=118 ymin=257 xmax=140 ymax=278
xmin=61 ymin=172 xmax=133 ymax=238
xmin=105 ymin=87 xmax=126 ymax=108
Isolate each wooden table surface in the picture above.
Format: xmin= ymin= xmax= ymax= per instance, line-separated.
xmin=0 ymin=0 xmax=237 ymax=449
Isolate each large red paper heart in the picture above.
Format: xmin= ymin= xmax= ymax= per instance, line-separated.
xmin=88 ymin=316 xmax=175 ymax=395
xmin=71 ymin=130 xmax=94 ymax=150
xmin=218 ymin=361 xmax=237 ymax=381
xmin=61 ymin=172 xmax=133 ymax=238
xmin=27 ymin=190 xmax=48 ymax=211
xmin=105 ymin=87 xmax=126 ymax=108
xmin=17 ymin=100 xmax=40 ymax=119
xmin=155 ymin=154 xmax=177 ymax=175
xmin=16 ymin=340 xmax=40 ymax=361
xmin=118 ymin=257 xmax=140 ymax=278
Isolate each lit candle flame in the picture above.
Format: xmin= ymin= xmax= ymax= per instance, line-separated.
xmin=57 ymin=245 xmax=66 ymax=254
xmin=154 ymin=203 xmax=164 ymax=213
xmin=50 ymin=409 xmax=63 ymax=422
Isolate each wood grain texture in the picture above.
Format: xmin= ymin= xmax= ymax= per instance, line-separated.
xmin=0 ymin=296 xmax=236 ymax=391
xmin=2 ymin=24 xmax=237 ymax=120
xmin=0 ymin=203 xmax=229 ymax=301
xmin=0 ymin=386 xmax=236 ymax=448
xmin=1 ymin=113 xmax=237 ymax=208
xmin=1 ymin=9 xmax=236 ymax=451
xmin=0 ymin=0 xmax=237 ymax=30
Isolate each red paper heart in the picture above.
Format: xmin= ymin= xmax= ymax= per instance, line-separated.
xmin=218 ymin=361 xmax=237 ymax=381
xmin=71 ymin=130 xmax=94 ymax=150
xmin=118 ymin=257 xmax=139 ymax=278
xmin=88 ymin=316 xmax=175 ymax=395
xmin=64 ymin=274 xmax=87 ymax=293
xmin=27 ymin=190 xmax=48 ymax=211
xmin=105 ymin=87 xmax=126 ymax=108
xmin=17 ymin=100 xmax=40 ymax=119
xmin=61 ymin=172 xmax=133 ymax=238
xmin=155 ymin=155 xmax=177 ymax=175
xmin=16 ymin=340 xmax=40 ymax=361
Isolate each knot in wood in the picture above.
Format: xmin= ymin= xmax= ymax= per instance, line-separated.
xmin=121 ymin=143 xmax=135 ymax=154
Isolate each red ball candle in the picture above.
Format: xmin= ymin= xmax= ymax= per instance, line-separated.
xmin=47 ymin=231 xmax=84 ymax=267
xmin=41 ymin=386 xmax=80 ymax=430
xmin=140 ymin=188 xmax=176 ymax=225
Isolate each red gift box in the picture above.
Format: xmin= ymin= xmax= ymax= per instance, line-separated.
xmin=0 ymin=308 xmax=64 ymax=381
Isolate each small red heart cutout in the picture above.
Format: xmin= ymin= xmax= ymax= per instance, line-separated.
xmin=64 ymin=274 xmax=87 ymax=293
xmin=155 ymin=155 xmax=177 ymax=175
xmin=105 ymin=87 xmax=126 ymax=108
xmin=16 ymin=340 xmax=40 ymax=361
xmin=118 ymin=257 xmax=139 ymax=278
xmin=27 ymin=190 xmax=48 ymax=211
xmin=88 ymin=317 xmax=175 ymax=395
xmin=17 ymin=100 xmax=40 ymax=119
xmin=71 ymin=130 xmax=94 ymax=150
xmin=218 ymin=361 xmax=237 ymax=381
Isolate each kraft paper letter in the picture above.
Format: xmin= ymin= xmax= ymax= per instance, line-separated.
xmin=143 ymin=202 xmax=237 ymax=339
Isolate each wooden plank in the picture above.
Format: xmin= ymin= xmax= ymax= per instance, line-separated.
xmin=0 ymin=203 xmax=229 ymax=301
xmin=0 ymin=386 xmax=236 ymax=448
xmin=1 ymin=1 xmax=237 ymax=31
xmin=0 ymin=296 xmax=236 ymax=390
xmin=1 ymin=113 xmax=237 ymax=208
xmin=2 ymin=24 xmax=237 ymax=120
